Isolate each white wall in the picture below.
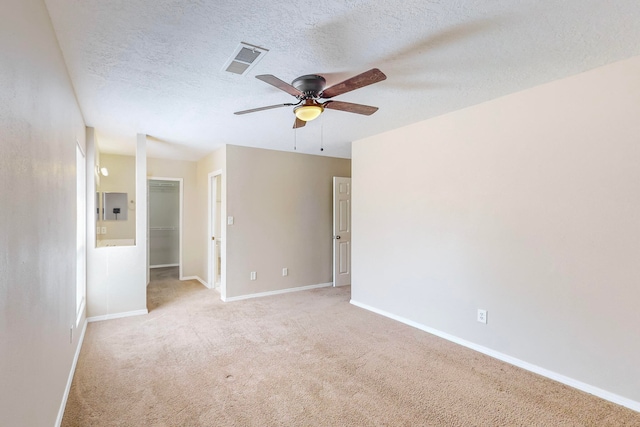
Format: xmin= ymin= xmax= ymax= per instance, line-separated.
xmin=0 ymin=0 xmax=87 ymax=424
xmin=225 ymin=145 xmax=351 ymax=299
xmin=86 ymin=131 xmax=148 ymax=319
xmin=352 ymin=56 xmax=640 ymax=407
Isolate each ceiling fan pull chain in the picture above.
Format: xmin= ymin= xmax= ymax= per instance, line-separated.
xmin=293 ymin=127 xmax=297 ymax=151
xmin=320 ymin=114 xmax=324 ymax=152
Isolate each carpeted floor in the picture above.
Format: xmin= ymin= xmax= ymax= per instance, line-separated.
xmin=62 ymin=267 xmax=640 ymax=426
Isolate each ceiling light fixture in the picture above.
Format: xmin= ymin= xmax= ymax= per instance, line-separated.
xmin=294 ymin=100 xmax=324 ymax=122
xmin=97 ymin=166 xmax=109 ymax=176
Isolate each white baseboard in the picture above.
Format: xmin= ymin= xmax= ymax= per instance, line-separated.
xmin=150 ymin=263 xmax=179 ymax=268
xmin=350 ymin=299 xmax=640 ymax=414
xmin=223 ymin=282 xmax=332 ymax=302
xmin=180 ymin=275 xmax=209 ymax=288
xmin=56 ymin=318 xmax=87 ymax=427
xmin=87 ymin=309 xmax=148 ymax=323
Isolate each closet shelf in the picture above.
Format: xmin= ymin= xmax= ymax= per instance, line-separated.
xmin=149 ymin=226 xmax=178 ymax=231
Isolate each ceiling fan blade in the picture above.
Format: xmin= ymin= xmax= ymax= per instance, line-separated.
xmin=293 ymin=117 xmax=306 ymax=129
xmin=256 ymin=75 xmax=302 ymax=97
xmin=321 ymin=68 xmax=387 ymax=99
xmin=234 ymin=103 xmax=295 ymax=115
xmin=323 ymin=100 xmax=379 ymax=115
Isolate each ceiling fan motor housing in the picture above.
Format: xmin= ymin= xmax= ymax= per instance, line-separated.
xmin=291 ymin=74 xmax=326 ymax=98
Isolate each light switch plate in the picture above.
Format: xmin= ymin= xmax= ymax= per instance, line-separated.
xmin=227 ymin=216 xmax=234 ymax=225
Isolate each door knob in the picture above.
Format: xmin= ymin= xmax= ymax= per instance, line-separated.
xmin=335 ymin=236 xmax=341 ymax=239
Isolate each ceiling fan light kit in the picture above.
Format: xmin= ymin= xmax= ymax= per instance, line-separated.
xmin=234 ymin=68 xmax=387 ymax=129
xmin=294 ymin=101 xmax=324 ymax=122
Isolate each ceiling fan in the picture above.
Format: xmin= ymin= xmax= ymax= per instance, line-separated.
xmin=234 ymin=68 xmax=387 ymax=128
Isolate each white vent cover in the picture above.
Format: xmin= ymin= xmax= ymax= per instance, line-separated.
xmin=222 ymin=42 xmax=269 ymax=76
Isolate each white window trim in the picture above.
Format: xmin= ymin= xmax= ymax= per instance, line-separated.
xmin=76 ymin=141 xmax=86 ymax=326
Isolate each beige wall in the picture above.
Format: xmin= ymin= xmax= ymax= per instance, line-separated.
xmin=352 ymin=56 xmax=640 ymax=405
xmin=225 ymin=145 xmax=351 ymax=299
xmin=196 ymin=146 xmax=226 ymax=284
xmin=0 ymin=0 xmax=87 ymax=424
xmin=98 ymin=153 xmax=136 ymax=241
xmin=148 ymin=157 xmax=198 ymax=275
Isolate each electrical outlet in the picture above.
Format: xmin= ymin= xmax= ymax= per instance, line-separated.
xmin=282 ymin=268 xmax=288 ymax=276
xmin=101 ymin=226 xmax=107 ymax=234
xmin=250 ymin=271 xmax=256 ymax=281
xmin=477 ymin=309 xmax=487 ymax=324
xmin=96 ymin=226 xmax=101 ymax=235
xmin=228 ymin=216 xmax=234 ymax=225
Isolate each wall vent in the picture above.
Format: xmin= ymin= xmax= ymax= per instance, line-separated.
xmin=222 ymin=42 xmax=269 ymax=76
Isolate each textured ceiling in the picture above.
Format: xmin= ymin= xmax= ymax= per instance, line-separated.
xmin=44 ymin=0 xmax=640 ymax=160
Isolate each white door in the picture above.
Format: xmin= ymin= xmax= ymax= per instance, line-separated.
xmin=333 ymin=177 xmax=351 ymax=287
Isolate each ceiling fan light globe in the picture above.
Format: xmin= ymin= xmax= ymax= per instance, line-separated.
xmin=294 ymin=105 xmax=323 ymax=122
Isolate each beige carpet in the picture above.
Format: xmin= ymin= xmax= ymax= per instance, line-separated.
xmin=62 ymin=267 xmax=640 ymax=426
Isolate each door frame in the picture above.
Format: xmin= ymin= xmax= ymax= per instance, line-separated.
xmin=208 ymin=170 xmax=225 ymax=298
xmin=147 ymin=177 xmax=184 ymax=279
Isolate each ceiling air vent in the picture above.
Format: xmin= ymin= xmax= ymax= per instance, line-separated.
xmin=222 ymin=42 xmax=269 ymax=76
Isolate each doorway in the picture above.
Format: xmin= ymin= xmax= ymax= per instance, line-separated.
xmin=148 ymin=178 xmax=183 ymax=277
xmin=208 ymin=171 xmax=223 ymax=291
